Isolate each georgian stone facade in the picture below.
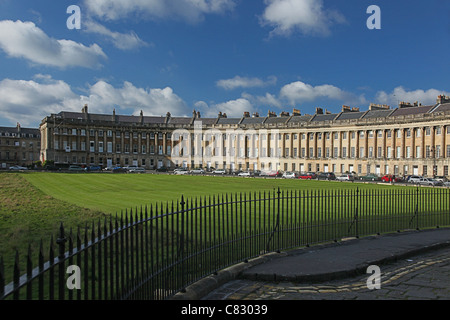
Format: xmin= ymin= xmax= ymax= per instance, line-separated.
xmin=0 ymin=123 xmax=41 ymax=168
xmin=40 ymin=95 xmax=450 ymax=177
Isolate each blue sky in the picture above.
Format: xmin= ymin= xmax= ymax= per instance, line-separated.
xmin=0 ymin=0 xmax=449 ymax=127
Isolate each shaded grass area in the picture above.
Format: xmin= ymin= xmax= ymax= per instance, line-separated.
xmin=0 ymin=173 xmax=109 ymax=283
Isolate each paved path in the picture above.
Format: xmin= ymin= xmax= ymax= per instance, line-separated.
xmin=202 ymin=247 xmax=450 ymax=300
xmin=173 ymin=228 xmax=450 ymax=300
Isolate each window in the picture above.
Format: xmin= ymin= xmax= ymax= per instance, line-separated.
xmin=317 ymin=147 xmax=322 ymax=158
xmin=116 ymin=144 xmax=121 ymax=153
xmin=436 ymin=145 xmax=441 ymax=158
xmin=426 ymin=127 xmax=431 ymax=136
xmin=98 ymin=130 xmax=104 ymax=137
xmin=81 ymin=129 xmax=86 ymax=136
xmin=90 ymin=141 xmax=95 ymax=152
xmin=107 ymin=130 xmax=113 ymax=137
xmin=81 ymin=142 xmax=86 ymax=151
xmin=342 ymin=147 xmax=347 ymax=158
xmin=406 ymin=147 xmax=411 ymax=159
xmin=72 ymin=129 xmax=77 ymax=135
xmin=99 ymin=141 xmax=104 ymax=153
xmin=368 ymin=147 xmax=373 ymax=158
xmin=107 ymin=142 xmax=112 ymax=153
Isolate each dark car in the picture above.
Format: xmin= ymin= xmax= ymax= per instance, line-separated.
xmin=317 ymin=172 xmax=336 ymax=180
xmin=359 ymin=173 xmax=381 ymax=181
xmin=112 ymin=166 xmax=127 ymax=173
xmin=44 ymin=165 xmax=59 ymax=171
xmin=85 ymin=166 xmax=102 ymax=172
xmin=156 ymin=166 xmax=169 ymax=172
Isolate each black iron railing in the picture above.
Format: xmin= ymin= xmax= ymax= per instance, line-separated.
xmin=1 ymin=187 xmax=450 ymax=300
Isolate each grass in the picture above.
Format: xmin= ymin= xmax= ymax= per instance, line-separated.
xmin=1 ymin=172 xmax=448 ymax=298
xmin=0 ymin=173 xmax=108 ymax=284
xmin=20 ymin=172 xmax=407 ymax=215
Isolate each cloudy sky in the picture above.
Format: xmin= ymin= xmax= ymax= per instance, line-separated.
xmin=0 ymin=0 xmax=449 ymax=127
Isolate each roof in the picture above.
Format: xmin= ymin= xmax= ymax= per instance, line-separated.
xmin=264 ymin=116 xmax=290 ymax=124
xmin=310 ymin=113 xmax=338 ymax=122
xmin=389 ymin=105 xmax=434 ymax=117
xmin=361 ymin=109 xmax=393 ymax=119
xmin=240 ymin=117 xmax=266 ymax=125
xmin=216 ymin=118 xmax=241 ymax=125
xmin=335 ymin=112 xmax=365 ymax=121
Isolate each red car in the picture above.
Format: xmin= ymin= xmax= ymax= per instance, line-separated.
xmin=382 ymin=175 xmax=403 ymax=182
xmin=299 ymin=172 xmax=317 ymax=180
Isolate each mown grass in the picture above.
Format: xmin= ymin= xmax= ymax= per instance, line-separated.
xmin=21 ymin=172 xmax=407 ymax=215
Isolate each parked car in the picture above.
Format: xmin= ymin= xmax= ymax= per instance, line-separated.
xmin=238 ymin=171 xmax=251 ymax=177
xmin=252 ymin=170 xmax=261 ymax=176
xmin=68 ymin=165 xmax=83 ymax=172
xmin=317 ymin=172 xmax=336 ymax=180
xmin=434 ymin=176 xmax=448 ymax=183
xmin=112 ymin=166 xmax=128 ymax=173
xmin=337 ymin=174 xmax=355 ymax=181
xmin=298 ymin=172 xmax=316 ymax=180
xmin=190 ymin=168 xmax=205 ymax=174
xmin=444 ymin=181 xmax=450 ymax=187
xmin=44 ymin=165 xmax=59 ymax=171
xmin=212 ymin=169 xmax=226 ymax=175
xmin=282 ymin=172 xmax=297 ymax=179
xmin=9 ymin=165 xmax=28 ymax=170
xmin=381 ymin=175 xmax=403 ymax=183
xmin=359 ymin=173 xmax=381 ymax=181
xmin=85 ymin=166 xmax=102 ymax=172
xmin=174 ymin=169 xmax=189 ymax=175
xmin=156 ymin=166 xmax=169 ymax=172
xmin=407 ymin=175 xmax=422 ymax=184
xmin=419 ymin=178 xmax=443 ymax=186
xmin=128 ymin=167 xmax=146 ymax=173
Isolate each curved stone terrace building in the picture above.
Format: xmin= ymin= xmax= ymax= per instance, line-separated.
xmin=0 ymin=123 xmax=41 ymax=168
xmin=40 ymin=95 xmax=450 ymax=177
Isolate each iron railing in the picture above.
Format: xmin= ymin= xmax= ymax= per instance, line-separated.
xmin=1 ymin=187 xmax=450 ymax=300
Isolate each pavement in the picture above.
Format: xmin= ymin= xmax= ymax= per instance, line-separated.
xmin=172 ymin=227 xmax=450 ymax=300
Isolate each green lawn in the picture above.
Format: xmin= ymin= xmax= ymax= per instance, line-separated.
xmin=21 ymin=172 xmax=405 ymax=215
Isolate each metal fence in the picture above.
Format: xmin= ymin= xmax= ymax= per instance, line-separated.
xmin=1 ymin=187 xmax=450 ymax=300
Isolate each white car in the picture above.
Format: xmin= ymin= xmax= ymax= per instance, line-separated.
xmin=238 ymin=171 xmax=251 ymax=177
xmin=190 ymin=168 xmax=205 ymax=174
xmin=408 ymin=175 xmax=422 ymax=184
xmin=212 ymin=169 xmax=226 ymax=175
xmin=337 ymin=174 xmax=355 ymax=181
xmin=174 ymin=169 xmax=189 ymax=175
xmin=128 ymin=167 xmax=146 ymax=173
xmin=282 ymin=172 xmax=297 ymax=179
xmin=9 ymin=166 xmax=28 ymax=170
xmin=419 ymin=178 xmax=443 ymax=186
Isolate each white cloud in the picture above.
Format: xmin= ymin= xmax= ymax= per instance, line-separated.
xmin=375 ymin=87 xmax=450 ymax=107
xmin=87 ymin=81 xmax=187 ymax=116
xmin=217 ymin=76 xmax=277 ymax=90
xmin=84 ymin=20 xmax=150 ymax=50
xmin=84 ymin=0 xmax=236 ymax=23
xmin=0 ymin=77 xmax=81 ymax=126
xmin=0 ymin=76 xmax=187 ymax=127
xmin=0 ymin=20 xmax=107 ymax=69
xmin=280 ymin=81 xmax=344 ymax=103
xmin=280 ymin=80 xmax=367 ymax=107
xmin=197 ymin=98 xmax=254 ymax=118
xmin=260 ymin=0 xmax=346 ymax=37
